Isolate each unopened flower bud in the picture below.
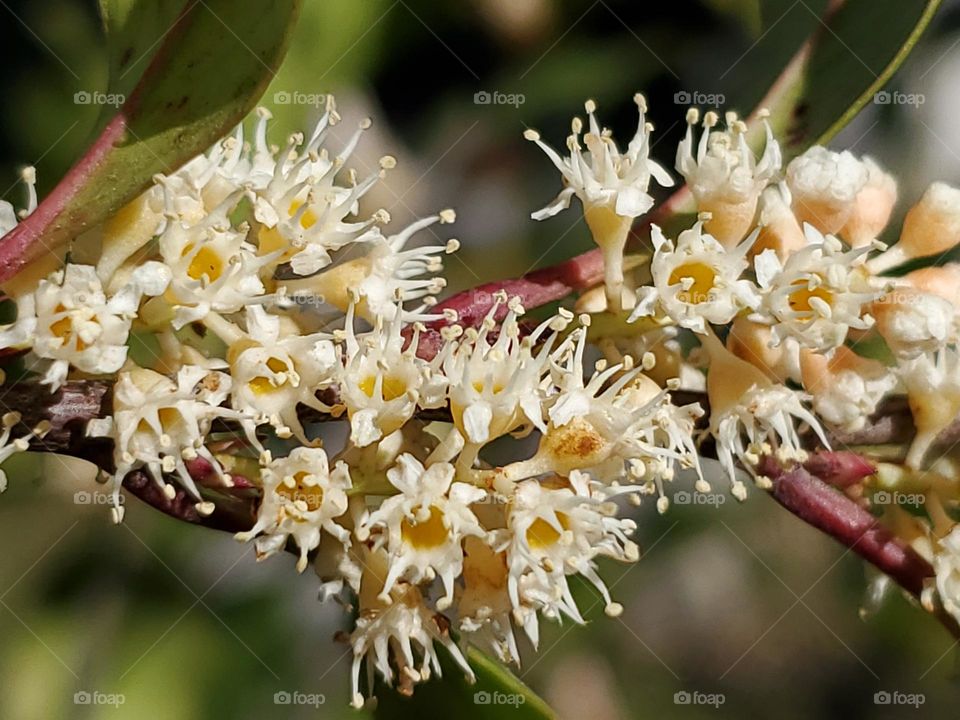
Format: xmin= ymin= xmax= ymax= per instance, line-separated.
xmin=839 ymin=157 xmax=897 ymax=248
xmin=750 ymin=185 xmax=806 ymax=261
xmin=868 ymin=182 xmax=960 ymax=273
xmin=786 ymin=146 xmax=869 ymax=234
xmin=871 ymin=287 xmax=955 ymax=359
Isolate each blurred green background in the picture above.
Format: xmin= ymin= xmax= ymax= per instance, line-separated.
xmin=2 ymin=0 xmax=960 ymax=717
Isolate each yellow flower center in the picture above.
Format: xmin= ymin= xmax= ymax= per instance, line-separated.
xmin=248 ymin=357 xmax=292 ymax=395
xmin=258 ymin=200 xmax=318 ymax=256
xmin=668 ymin=262 xmax=716 ymax=304
xmin=359 ymin=375 xmax=407 ymax=402
xmin=136 ymin=406 xmax=181 ymax=436
xmin=277 ymin=471 xmax=324 ymax=511
xmin=186 ymin=246 xmax=224 ymax=282
xmin=473 ymin=381 xmax=505 ymax=395
xmin=788 ymin=279 xmax=833 ymax=314
xmin=525 ymin=513 xmax=571 ymax=550
xmin=400 ymin=505 xmax=449 ymax=549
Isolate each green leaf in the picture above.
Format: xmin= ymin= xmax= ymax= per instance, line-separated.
xmin=98 ymin=0 xmax=185 ymax=100
xmin=0 ymin=0 xmax=302 ymax=286
xmin=759 ymin=0 xmax=943 ymax=156
xmin=374 ymin=646 xmax=556 ymax=720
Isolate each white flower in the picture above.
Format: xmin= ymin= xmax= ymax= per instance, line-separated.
xmin=503 ymin=326 xmax=703 ymax=500
xmin=753 ymin=227 xmax=880 ymax=351
xmin=111 ymin=365 xmax=240 ymax=518
xmin=702 ymin=330 xmax=828 ymax=497
xmin=360 ymin=454 xmax=486 ymax=609
xmin=159 ymin=197 xmax=274 ymax=327
xmin=0 ymin=264 xmax=167 ymax=391
xmin=898 ymin=348 xmax=960 ymax=469
xmin=631 ymin=221 xmax=760 ymax=333
xmin=526 ymin=95 xmax=673 ymax=221
xmin=284 ymin=212 xmax=458 ymax=323
xmin=676 ymin=109 xmax=780 ymax=246
xmin=349 ymin=577 xmax=474 ymax=708
xmin=229 ymin=306 xmax=337 ymax=443
xmin=871 ymin=287 xmax=956 ymax=360
xmin=235 ymin=447 xmax=351 ymax=572
xmin=443 ymin=298 xmax=565 ymax=452
xmin=502 ymin=472 xmax=638 ymax=628
xmin=0 ymin=166 xmax=37 ymax=235
xmin=248 ymin=102 xmax=394 ymax=276
xmin=458 ymin=536 xmax=521 ymax=666
xmin=0 ymin=412 xmax=43 ymax=492
xmin=525 ymin=95 xmax=674 ymax=310
xmin=337 ymin=306 xmax=432 ymax=447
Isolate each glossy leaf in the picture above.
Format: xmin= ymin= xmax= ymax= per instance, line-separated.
xmin=0 ymin=0 xmax=302 ymax=286
xmin=759 ymin=0 xmax=943 ymax=155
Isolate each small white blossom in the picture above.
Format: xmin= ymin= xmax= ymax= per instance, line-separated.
xmin=337 ymin=307 xmax=432 ymax=447
xmin=349 ymin=577 xmax=474 ymax=708
xmin=676 ymin=109 xmax=780 ymax=246
xmin=360 ymin=454 xmax=486 ymax=609
xmin=236 ymin=446 xmax=351 ymax=572
xmin=229 ymin=305 xmax=336 ymax=443
xmin=502 ymin=472 xmax=638 ymax=630
xmin=526 ymin=95 xmax=673 ymax=221
xmin=753 ymin=227 xmax=880 ymax=351
xmin=111 ymin=365 xmax=239 ymax=519
xmin=0 ymin=264 xmax=167 ymax=391
xmin=786 ymin=146 xmax=869 ymax=233
xmin=631 ymin=221 xmax=760 ymax=333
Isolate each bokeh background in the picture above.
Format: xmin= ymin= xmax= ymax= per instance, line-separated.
xmin=1 ymin=0 xmax=960 ymax=717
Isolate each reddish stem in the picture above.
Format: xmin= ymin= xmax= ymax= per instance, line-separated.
xmin=760 ymin=457 xmax=933 ymax=598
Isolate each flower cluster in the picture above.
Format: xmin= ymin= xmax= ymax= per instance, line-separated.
xmin=4 ymin=92 xmax=960 ymax=704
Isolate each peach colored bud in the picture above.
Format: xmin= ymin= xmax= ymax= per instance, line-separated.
xmin=726 ymin=315 xmax=794 ymax=382
xmin=699 ymin=196 xmax=760 ymax=250
xmin=868 ymin=182 xmax=960 ymax=273
xmin=786 ymin=147 xmax=868 ymax=235
xmin=701 ymin=328 xmax=772 ymax=415
xmin=749 ymin=186 xmax=806 ymax=261
xmin=901 ymin=263 xmax=960 ymax=306
xmin=799 ymin=345 xmax=876 ymax=390
xmin=840 ymin=158 xmax=897 ymax=248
